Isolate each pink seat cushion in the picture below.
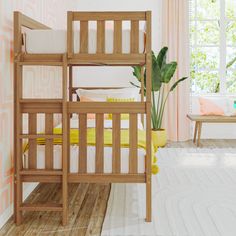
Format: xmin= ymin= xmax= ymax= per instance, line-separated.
xmin=199 ymin=97 xmax=225 ymax=116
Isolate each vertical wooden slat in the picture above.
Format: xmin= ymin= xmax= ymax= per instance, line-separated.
xmin=145 ymin=11 xmax=152 ymax=223
xmin=112 ymin=114 xmax=121 ymax=173
xmin=114 ymin=20 xmax=122 ymax=54
xmin=45 ymin=113 xmax=53 ymax=169
xmin=96 ymin=114 xmax=104 ymax=173
xmin=131 ymin=20 xmax=139 ymax=53
xmin=69 ymin=66 xmax=73 ymax=102
xmin=69 ymin=66 xmax=73 ymax=120
xmin=97 ymin=20 xmax=105 ymax=53
xmin=141 ymin=66 xmax=145 ymax=125
xmin=79 ymin=113 xmax=87 ymax=173
xmin=67 ymin=114 xmax=70 ymax=173
xmin=62 ymin=54 xmax=68 ymax=226
xmin=67 ymin=11 xmax=73 ymax=58
xmin=129 ymin=114 xmax=138 ymax=173
xmin=80 ymin=20 xmax=88 ymax=53
xmin=28 ymin=113 xmax=37 ymax=169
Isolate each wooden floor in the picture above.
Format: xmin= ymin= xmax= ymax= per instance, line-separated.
xmin=0 ymin=183 xmax=111 ymax=236
xmin=1 ymin=139 xmax=236 ymax=236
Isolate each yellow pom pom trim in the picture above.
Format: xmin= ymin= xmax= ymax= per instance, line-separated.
xmin=153 ymin=156 xmax=157 ymax=164
xmin=152 ymin=165 xmax=159 ymax=175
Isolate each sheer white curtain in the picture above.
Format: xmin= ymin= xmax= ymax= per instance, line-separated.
xmin=161 ymin=0 xmax=191 ymax=141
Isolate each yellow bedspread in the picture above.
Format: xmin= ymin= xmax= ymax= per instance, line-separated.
xmin=25 ymin=128 xmax=158 ymax=174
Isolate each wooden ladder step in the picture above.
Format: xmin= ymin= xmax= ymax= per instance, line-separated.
xmin=20 ymin=170 xmax=63 ymax=176
xmin=19 ymin=99 xmax=63 ymax=103
xmin=20 ymin=99 xmax=63 ymax=113
xmin=18 ymin=61 xmax=63 ymax=66
xmin=19 ymin=134 xmax=62 ymax=139
xmin=19 ymin=203 xmax=63 ymax=212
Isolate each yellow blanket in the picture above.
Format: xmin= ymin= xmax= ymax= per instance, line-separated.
xmin=25 ymin=128 xmax=158 ymax=174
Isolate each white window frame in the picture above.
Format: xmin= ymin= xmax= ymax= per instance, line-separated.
xmin=190 ymin=0 xmax=236 ymax=94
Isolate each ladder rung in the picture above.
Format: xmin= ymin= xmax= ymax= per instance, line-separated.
xmin=20 ymin=170 xmax=63 ymax=176
xmin=19 ymin=99 xmax=63 ymax=103
xmin=19 ymin=134 xmax=62 ymax=139
xmin=20 ymin=203 xmax=63 ymax=212
xmin=18 ymin=61 xmax=63 ymax=66
xmin=20 ymin=100 xmax=63 ymax=113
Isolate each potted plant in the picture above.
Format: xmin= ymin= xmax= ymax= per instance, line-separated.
xmin=131 ymin=47 xmax=188 ymax=148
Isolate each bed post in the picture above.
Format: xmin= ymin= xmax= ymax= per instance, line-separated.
xmin=145 ymin=11 xmax=152 ymax=222
xmin=62 ymin=54 xmax=68 ymax=225
xmin=67 ymin=11 xmax=73 ymax=58
xmin=14 ymin=11 xmax=23 ymax=225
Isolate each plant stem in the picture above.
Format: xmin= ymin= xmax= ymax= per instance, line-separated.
xmin=159 ymin=89 xmax=171 ymax=128
xmin=156 ymin=89 xmax=161 ymax=127
xmin=157 ymin=85 xmax=164 ymax=129
xmin=152 ymin=90 xmax=157 ymax=129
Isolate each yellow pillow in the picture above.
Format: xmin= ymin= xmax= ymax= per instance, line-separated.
xmin=106 ymin=97 xmax=135 ymax=120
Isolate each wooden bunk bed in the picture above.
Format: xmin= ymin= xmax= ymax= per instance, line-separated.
xmin=14 ymin=11 xmax=152 ymax=226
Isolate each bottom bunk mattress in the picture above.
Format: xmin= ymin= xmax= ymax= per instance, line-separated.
xmin=23 ymin=119 xmax=147 ymax=174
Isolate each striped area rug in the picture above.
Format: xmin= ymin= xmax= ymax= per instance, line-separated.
xmin=101 ymin=148 xmax=236 ymax=236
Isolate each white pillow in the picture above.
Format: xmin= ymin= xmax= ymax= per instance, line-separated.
xmin=76 ymin=88 xmax=140 ymax=101
xmin=227 ymin=98 xmax=236 ymax=116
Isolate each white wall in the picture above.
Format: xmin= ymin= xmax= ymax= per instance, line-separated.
xmin=73 ymin=0 xmax=162 ymax=87
xmin=191 ymin=95 xmax=236 ymax=139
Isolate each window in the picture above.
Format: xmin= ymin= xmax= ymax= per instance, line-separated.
xmin=190 ymin=0 xmax=236 ymax=94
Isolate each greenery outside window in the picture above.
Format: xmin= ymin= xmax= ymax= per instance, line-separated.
xmin=190 ymin=0 xmax=236 ymax=94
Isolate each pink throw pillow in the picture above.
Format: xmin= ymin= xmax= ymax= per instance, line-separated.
xmin=199 ymin=97 xmax=224 ymax=116
xmin=80 ymin=96 xmax=108 ymax=119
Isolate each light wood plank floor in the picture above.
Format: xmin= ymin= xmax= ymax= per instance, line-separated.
xmin=0 ymin=183 xmax=111 ymax=236
xmin=1 ymin=139 xmax=235 ymax=236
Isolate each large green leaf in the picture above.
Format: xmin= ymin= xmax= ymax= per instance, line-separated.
xmin=132 ymin=66 xmax=142 ymax=82
xmin=157 ymin=47 xmax=168 ymax=69
xmin=161 ymin=62 xmax=177 ymax=83
xmin=152 ymin=62 xmax=162 ymax=91
xmin=170 ymin=77 xmax=188 ymax=92
xmin=152 ymin=51 xmax=157 ymax=68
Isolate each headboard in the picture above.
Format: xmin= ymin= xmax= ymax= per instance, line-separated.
xmin=67 ymin=11 xmax=151 ymax=65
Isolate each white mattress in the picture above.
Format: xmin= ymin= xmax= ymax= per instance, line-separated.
xmin=23 ymin=119 xmax=146 ymax=173
xmin=25 ymin=29 xmax=145 ymax=54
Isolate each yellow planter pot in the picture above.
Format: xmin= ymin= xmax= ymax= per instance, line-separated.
xmin=152 ymin=129 xmax=167 ymax=150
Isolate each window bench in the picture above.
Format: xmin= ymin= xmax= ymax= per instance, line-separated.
xmin=187 ymin=114 xmax=236 ymax=147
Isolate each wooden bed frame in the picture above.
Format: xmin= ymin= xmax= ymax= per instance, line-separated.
xmin=14 ymin=11 xmax=152 ymax=226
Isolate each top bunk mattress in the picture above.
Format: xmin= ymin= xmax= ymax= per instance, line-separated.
xmin=25 ymin=30 xmax=145 ymax=54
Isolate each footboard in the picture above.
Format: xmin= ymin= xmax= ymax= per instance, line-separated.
xmin=67 ymin=102 xmax=147 ymax=183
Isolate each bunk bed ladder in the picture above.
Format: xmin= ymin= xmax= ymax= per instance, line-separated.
xmin=14 ymin=59 xmax=68 ymax=225
xmin=14 ymin=52 xmax=68 ymax=225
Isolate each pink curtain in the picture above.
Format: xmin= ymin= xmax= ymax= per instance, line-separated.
xmin=161 ymin=0 xmax=191 ymax=141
